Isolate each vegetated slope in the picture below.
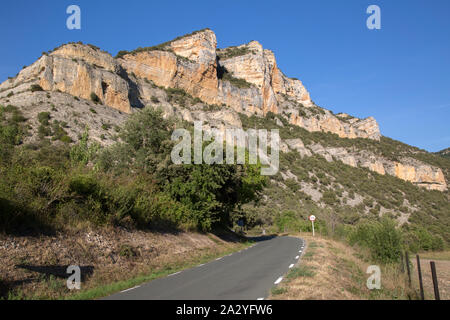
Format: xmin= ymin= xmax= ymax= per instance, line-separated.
xmin=436 ymin=147 xmax=450 ymax=159
xmin=240 ymin=113 xmax=450 ymax=251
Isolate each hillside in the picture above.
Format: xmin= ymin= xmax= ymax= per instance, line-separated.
xmin=436 ymin=147 xmax=450 ymax=159
xmin=0 ymin=29 xmax=449 ymax=253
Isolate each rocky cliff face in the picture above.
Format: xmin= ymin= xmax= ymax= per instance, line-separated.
xmin=282 ymin=141 xmax=447 ymax=191
xmin=117 ymin=29 xmax=381 ymax=140
xmin=0 ymin=44 xmax=133 ymax=113
xmin=0 ymin=29 xmax=446 ymax=191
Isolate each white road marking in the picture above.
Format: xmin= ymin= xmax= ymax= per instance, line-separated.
xmin=121 ymin=285 xmax=140 ymax=293
xmin=198 ymin=264 xmax=205 ymax=267
xmin=216 ymin=257 xmax=222 ymax=261
xmin=299 ymin=250 xmax=302 ymax=253
xmin=274 ymin=277 xmax=283 ymax=285
xmin=169 ymin=271 xmax=181 ymax=277
xmin=257 ymin=298 xmax=264 ymax=300
xmin=289 ymin=264 xmax=294 ymax=269
xmin=295 ymin=256 xmax=299 ymax=259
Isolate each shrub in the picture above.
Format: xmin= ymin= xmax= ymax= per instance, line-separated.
xmin=11 ymin=110 xmax=26 ymax=123
xmin=90 ymin=92 xmax=100 ymax=104
xmin=349 ymin=218 xmax=402 ymax=263
xmin=0 ymin=124 xmax=21 ymax=145
xmin=60 ymin=135 xmax=72 ymax=144
xmin=38 ymin=124 xmax=52 ymax=138
xmin=38 ymin=112 xmax=51 ymax=125
xmin=322 ymin=190 xmax=338 ymax=206
xmin=69 ymin=174 xmax=99 ymax=196
xmin=30 ymin=84 xmax=44 ymax=92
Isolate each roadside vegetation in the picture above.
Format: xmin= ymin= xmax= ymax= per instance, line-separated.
xmin=0 ymin=105 xmax=263 ymax=299
xmin=0 ymin=107 xmax=265 ymax=234
xmin=270 ymin=235 xmax=417 ymax=300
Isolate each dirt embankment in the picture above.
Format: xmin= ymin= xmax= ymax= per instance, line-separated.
xmin=0 ymin=227 xmax=247 ymax=299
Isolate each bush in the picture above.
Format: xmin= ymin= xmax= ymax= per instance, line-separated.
xmin=0 ymin=124 xmax=21 ymax=145
xmin=322 ymin=190 xmax=338 ymax=206
xmin=349 ymin=218 xmax=402 ymax=263
xmin=60 ymin=135 xmax=72 ymax=144
xmin=11 ymin=110 xmax=26 ymax=123
xmin=69 ymin=174 xmax=99 ymax=196
xmin=38 ymin=125 xmax=52 ymax=138
xmin=38 ymin=112 xmax=51 ymax=125
xmin=90 ymin=92 xmax=101 ymax=104
xmin=30 ymin=84 xmax=44 ymax=92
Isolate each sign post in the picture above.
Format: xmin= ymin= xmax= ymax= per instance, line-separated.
xmin=309 ymin=215 xmax=316 ymax=237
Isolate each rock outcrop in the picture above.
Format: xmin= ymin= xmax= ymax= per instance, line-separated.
xmin=0 ymin=44 xmax=133 ymax=113
xmin=283 ymin=139 xmax=447 ymax=191
xmin=117 ymin=29 xmax=381 ymax=140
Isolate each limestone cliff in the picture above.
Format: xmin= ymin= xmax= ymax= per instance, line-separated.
xmin=284 ymin=141 xmax=447 ymax=191
xmin=117 ymin=29 xmax=380 ymax=140
xmin=0 ymin=44 xmax=132 ymax=113
xmin=0 ymin=29 xmax=446 ymax=191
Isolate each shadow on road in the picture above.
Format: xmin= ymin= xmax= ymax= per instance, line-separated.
xmin=246 ymin=235 xmax=278 ymax=242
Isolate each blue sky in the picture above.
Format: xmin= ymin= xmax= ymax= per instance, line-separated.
xmin=1 ymin=0 xmax=449 ymax=152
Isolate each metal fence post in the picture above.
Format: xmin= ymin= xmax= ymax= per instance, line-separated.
xmin=430 ymin=261 xmax=440 ymax=300
xmin=400 ymin=251 xmax=404 ymax=273
xmin=405 ymin=251 xmax=411 ymax=286
xmin=416 ymin=255 xmax=424 ymax=300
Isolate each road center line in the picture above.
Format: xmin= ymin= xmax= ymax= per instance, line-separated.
xmin=274 ymin=277 xmax=283 ymax=285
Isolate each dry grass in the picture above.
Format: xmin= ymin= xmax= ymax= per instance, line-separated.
xmin=270 ymin=233 xmax=416 ymax=300
xmin=0 ymin=227 xmax=249 ymax=300
xmin=417 ymin=251 xmax=450 ymax=261
xmin=411 ymin=257 xmax=450 ymax=300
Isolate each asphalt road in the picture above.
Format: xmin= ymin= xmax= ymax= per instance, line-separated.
xmin=104 ymin=236 xmax=305 ymax=300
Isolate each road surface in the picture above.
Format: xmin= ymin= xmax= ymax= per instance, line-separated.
xmin=104 ymin=236 xmax=305 ymax=300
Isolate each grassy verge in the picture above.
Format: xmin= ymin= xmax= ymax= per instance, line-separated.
xmin=270 ymin=234 xmax=417 ymax=300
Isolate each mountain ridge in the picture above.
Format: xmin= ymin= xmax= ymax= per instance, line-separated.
xmin=0 ymin=28 xmax=447 ymax=192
